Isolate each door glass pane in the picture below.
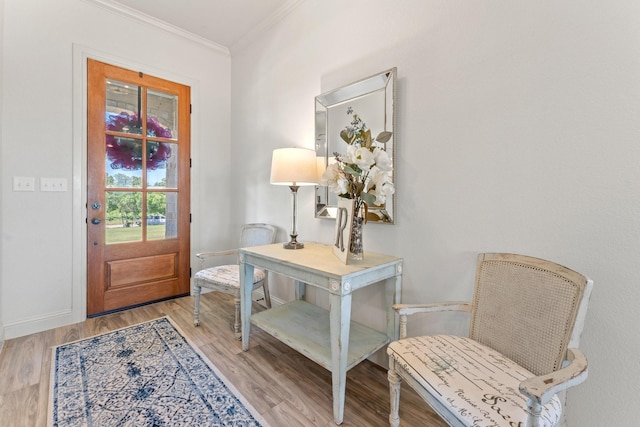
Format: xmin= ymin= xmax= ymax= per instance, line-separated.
xmin=147 ymin=89 xmax=178 ymax=140
xmin=147 ymin=142 xmax=178 ymax=189
xmin=147 ymin=192 xmax=178 ymax=240
xmin=105 ymin=192 xmax=142 ymax=244
xmin=106 ymin=137 xmax=143 ymax=187
xmin=106 ymin=80 xmax=142 ymax=135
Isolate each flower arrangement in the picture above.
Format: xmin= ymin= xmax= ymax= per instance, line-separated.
xmin=105 ymin=112 xmax=172 ymax=170
xmin=321 ymin=107 xmax=394 ymax=221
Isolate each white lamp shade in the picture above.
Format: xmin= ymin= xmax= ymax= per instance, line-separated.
xmin=270 ymin=148 xmax=318 ymax=186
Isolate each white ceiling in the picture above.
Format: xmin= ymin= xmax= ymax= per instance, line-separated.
xmin=110 ymin=0 xmax=299 ymax=49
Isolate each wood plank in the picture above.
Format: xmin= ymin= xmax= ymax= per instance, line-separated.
xmin=0 ymin=292 xmax=447 ymax=427
xmin=0 ymin=383 xmax=40 ymax=425
xmin=0 ymin=333 xmax=44 ymax=393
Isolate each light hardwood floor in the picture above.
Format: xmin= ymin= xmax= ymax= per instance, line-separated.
xmin=0 ymin=292 xmax=447 ymax=426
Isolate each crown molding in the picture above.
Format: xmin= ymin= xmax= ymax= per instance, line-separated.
xmin=84 ymin=0 xmax=230 ymax=56
xmin=229 ymin=0 xmax=305 ymax=54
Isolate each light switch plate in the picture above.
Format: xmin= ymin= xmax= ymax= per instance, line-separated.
xmin=41 ymin=177 xmax=68 ymax=192
xmin=13 ymin=176 xmax=35 ymax=192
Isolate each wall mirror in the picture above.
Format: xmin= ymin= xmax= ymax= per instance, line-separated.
xmin=315 ymin=67 xmax=396 ymax=224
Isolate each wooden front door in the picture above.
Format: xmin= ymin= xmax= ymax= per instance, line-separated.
xmin=87 ymin=59 xmax=191 ymax=316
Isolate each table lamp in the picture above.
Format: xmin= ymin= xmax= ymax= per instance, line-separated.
xmin=270 ymin=147 xmax=318 ymax=249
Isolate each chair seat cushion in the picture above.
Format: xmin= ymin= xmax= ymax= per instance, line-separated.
xmin=194 ymin=265 xmax=265 ymax=288
xmin=387 ymin=335 xmax=562 ymax=427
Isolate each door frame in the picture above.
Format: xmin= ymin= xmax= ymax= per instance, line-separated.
xmin=71 ymin=44 xmax=201 ymax=322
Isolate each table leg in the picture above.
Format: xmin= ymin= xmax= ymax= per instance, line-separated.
xmin=385 ymin=272 xmax=402 ymax=342
xmin=240 ymin=260 xmax=254 ymax=351
xmin=329 ymin=292 xmax=351 ymax=425
xmin=294 ymin=280 xmax=306 ymax=300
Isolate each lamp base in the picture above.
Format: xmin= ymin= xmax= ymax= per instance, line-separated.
xmin=283 ymin=234 xmax=304 ymax=249
xmin=283 ymin=241 xmax=305 ymax=249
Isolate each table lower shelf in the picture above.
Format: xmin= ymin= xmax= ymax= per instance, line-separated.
xmin=250 ymin=300 xmax=389 ymax=372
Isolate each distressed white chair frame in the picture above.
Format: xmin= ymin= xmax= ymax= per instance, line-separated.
xmin=388 ymin=253 xmax=593 ymax=427
xmin=193 ymin=223 xmax=277 ymax=339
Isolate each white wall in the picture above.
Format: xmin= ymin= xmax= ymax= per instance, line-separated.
xmin=231 ymin=0 xmax=640 ymax=425
xmin=2 ymin=0 xmax=638 ymax=424
xmin=0 ymin=0 xmax=232 ymax=337
xmin=0 ymin=0 xmax=5 ymax=349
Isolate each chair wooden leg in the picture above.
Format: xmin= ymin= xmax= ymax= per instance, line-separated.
xmin=262 ymin=280 xmax=272 ymax=308
xmin=193 ymin=282 xmax=202 ymax=326
xmin=233 ymin=295 xmax=242 ymax=340
xmin=388 ymin=359 xmax=402 ymax=427
xmin=527 ymin=398 xmax=544 ymax=427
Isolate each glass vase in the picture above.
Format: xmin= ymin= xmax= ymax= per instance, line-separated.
xmin=350 ymin=205 xmax=365 ymax=261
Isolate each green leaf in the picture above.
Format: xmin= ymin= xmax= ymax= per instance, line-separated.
xmin=362 ymin=192 xmax=376 ymax=206
xmin=375 ymin=131 xmax=393 ymax=143
xmin=340 ymin=129 xmax=353 ymax=144
xmin=363 ymin=129 xmax=372 ymax=148
xmin=344 ymin=164 xmax=362 ymax=176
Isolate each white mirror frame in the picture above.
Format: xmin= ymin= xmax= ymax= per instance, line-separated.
xmin=315 ymin=67 xmax=397 ymax=224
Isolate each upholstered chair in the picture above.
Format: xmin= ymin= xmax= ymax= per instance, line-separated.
xmin=193 ymin=223 xmax=277 ymax=339
xmin=388 ymin=253 xmax=593 ymax=427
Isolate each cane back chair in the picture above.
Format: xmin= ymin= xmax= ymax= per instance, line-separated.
xmin=388 ymin=253 xmax=593 ymax=427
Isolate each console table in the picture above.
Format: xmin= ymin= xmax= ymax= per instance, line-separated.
xmin=238 ymin=242 xmax=403 ymax=425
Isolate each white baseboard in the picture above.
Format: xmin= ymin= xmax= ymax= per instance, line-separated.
xmin=4 ymin=310 xmax=75 ymax=340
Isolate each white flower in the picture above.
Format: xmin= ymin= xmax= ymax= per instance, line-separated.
xmin=346 ymin=145 xmax=375 ymax=169
xmin=367 ymin=165 xmax=389 ymax=188
xmin=373 ymin=147 xmax=392 ymax=172
xmin=327 ymin=108 xmax=394 ymax=215
xmin=322 ymin=162 xmax=349 ymax=195
xmin=364 ymin=166 xmax=394 ymax=205
xmin=371 ymin=180 xmax=395 ymax=205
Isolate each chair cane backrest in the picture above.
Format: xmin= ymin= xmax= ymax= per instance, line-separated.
xmin=239 ymin=223 xmax=277 ymax=248
xmin=469 ymin=253 xmax=593 ymax=376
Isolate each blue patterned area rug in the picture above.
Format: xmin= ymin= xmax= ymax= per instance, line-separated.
xmin=49 ymin=316 xmax=269 ymax=427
